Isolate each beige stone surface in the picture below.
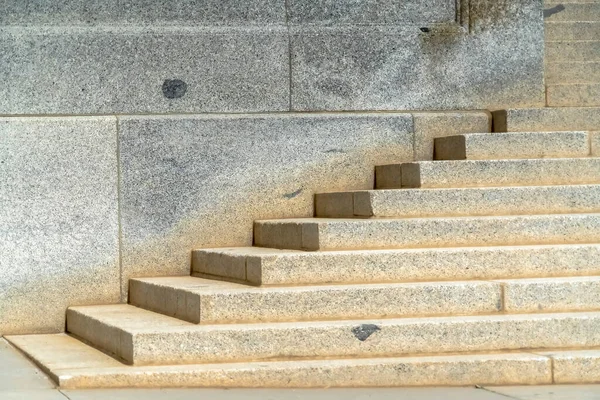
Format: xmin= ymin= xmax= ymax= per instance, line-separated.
xmin=130 ymin=276 xmax=502 ymax=324
xmin=492 ymin=108 xmax=600 ymax=132
xmin=1 ymin=391 xmax=66 ymax=400
xmin=412 ymin=112 xmax=491 ymax=161
xmin=539 ymin=350 xmax=600 ymax=384
xmin=593 ymin=132 xmax=600 ymax=156
xmin=193 ymin=244 xmax=600 ymax=286
xmin=7 ymin=333 xmax=551 ymax=389
xmin=500 ymin=276 xmax=600 ymax=313
xmin=66 ymin=304 xmax=600 ymax=366
xmin=375 ymin=164 xmax=403 ymax=189
xmin=546 ymin=61 xmax=600 ymax=84
xmin=434 ymin=131 xmax=589 ymax=160
xmin=400 ymin=158 xmax=600 ymax=188
xmin=254 ymin=214 xmax=600 ymax=251
xmin=543 ymin=2 xmax=600 ymax=21
xmin=547 ymin=84 xmax=600 ymax=107
xmin=546 ymin=22 xmax=600 ymax=41
xmin=316 ymin=185 xmax=600 ymax=218
xmin=546 ymin=41 xmax=600 ymax=62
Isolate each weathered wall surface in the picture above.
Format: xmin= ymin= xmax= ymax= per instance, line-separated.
xmin=0 ymin=0 xmax=544 ymax=114
xmin=0 ymin=117 xmax=120 ymax=334
xmin=0 ymin=112 xmax=490 ymax=333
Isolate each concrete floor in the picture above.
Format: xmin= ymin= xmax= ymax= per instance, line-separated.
xmin=3 ymin=338 xmax=600 ymax=400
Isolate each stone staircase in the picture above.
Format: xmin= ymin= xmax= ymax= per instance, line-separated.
xmin=7 ymin=114 xmax=600 ymax=389
xmin=545 ymin=0 xmax=600 ymax=106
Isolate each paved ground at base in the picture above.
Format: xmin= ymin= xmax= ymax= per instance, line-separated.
xmin=2 ymin=338 xmax=600 ymax=399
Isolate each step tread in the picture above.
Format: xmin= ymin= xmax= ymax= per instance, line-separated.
xmin=315 ymin=184 xmax=600 ymax=218
xmin=130 ymin=276 xmax=503 ymax=323
xmin=5 ymin=334 xmax=553 ymax=389
xmin=493 ymin=107 xmax=600 ymax=132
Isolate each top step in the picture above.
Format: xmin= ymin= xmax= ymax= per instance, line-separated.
xmin=434 ymin=131 xmax=590 ymax=160
xmin=493 ymin=108 xmax=600 ymax=132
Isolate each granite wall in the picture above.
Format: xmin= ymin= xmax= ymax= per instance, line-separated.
xmin=0 ymin=0 xmax=545 ymax=114
xmin=1 ymin=0 xmax=537 ymax=334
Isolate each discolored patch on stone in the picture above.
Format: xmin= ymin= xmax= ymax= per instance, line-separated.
xmin=351 ymin=324 xmax=381 ymax=341
xmin=544 ymin=4 xmax=565 ymax=18
xmin=162 ymin=79 xmax=188 ymax=99
xmin=283 ymin=188 xmax=303 ymax=199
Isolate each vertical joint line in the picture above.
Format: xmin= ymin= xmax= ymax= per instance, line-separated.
xmin=115 ymin=116 xmax=125 ymax=302
xmin=500 ymin=282 xmax=506 ymax=312
xmin=550 ymin=356 xmax=555 ymax=384
xmin=284 ymin=0 xmax=293 ymax=111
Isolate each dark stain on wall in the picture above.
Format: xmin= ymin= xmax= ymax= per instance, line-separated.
xmin=543 ymin=4 xmax=565 ymax=18
xmin=162 ymin=79 xmax=188 ymax=99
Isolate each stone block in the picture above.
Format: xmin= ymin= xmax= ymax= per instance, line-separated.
xmin=547 ymin=84 xmax=600 ymax=107
xmin=0 ymin=27 xmax=288 ymax=114
xmin=546 ymin=62 xmax=600 ymax=84
xmin=193 ymin=244 xmax=600 ymax=286
xmin=7 ymin=334 xmax=551 ymax=389
xmin=541 ymin=350 xmax=600 ymax=383
xmin=66 ymin=304 xmax=600 ymax=366
xmin=118 ymin=113 xmax=413 ymax=297
xmin=593 ymin=132 xmax=600 ymax=156
xmin=0 ymin=117 xmax=119 ymax=335
xmin=287 ymin=0 xmax=457 ymax=25
xmin=492 ymin=108 xmax=600 ymax=132
xmin=500 ymin=277 xmax=600 ymax=313
xmin=400 ymin=158 xmax=600 ymax=188
xmin=545 ymin=22 xmax=600 ymax=41
xmin=375 ymin=165 xmax=403 ymax=189
xmin=129 ymin=276 xmax=502 ymax=324
xmin=254 ymin=214 xmax=600 ymax=251
xmin=316 ymin=185 xmax=600 ymax=218
xmin=0 ymin=0 xmax=285 ymax=26
xmin=546 ymin=41 xmax=600 ymax=62
xmin=434 ymin=131 xmax=589 ymax=160
xmin=414 ymin=112 xmax=491 ymax=161
xmin=290 ymin=0 xmax=545 ymax=111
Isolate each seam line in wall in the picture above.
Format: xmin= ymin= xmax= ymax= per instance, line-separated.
xmin=115 ymin=116 xmax=125 ymax=302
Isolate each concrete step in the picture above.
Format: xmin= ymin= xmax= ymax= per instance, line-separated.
xmin=129 ymin=277 xmax=502 ymax=324
xmin=315 ymin=185 xmax=600 ymax=218
xmin=493 ymin=107 xmax=600 ymax=132
xmin=544 ymin=3 xmax=600 ymax=21
xmin=66 ymin=304 xmax=600 ymax=366
xmin=540 ymin=349 xmax=600 ymax=384
xmin=254 ymin=214 xmax=600 ymax=251
xmin=546 ymin=62 xmax=600 ymax=84
xmin=594 ymin=132 xmax=600 ymax=156
xmin=193 ymin=244 xmax=600 ymax=286
xmin=545 ymin=21 xmax=600 ymax=41
xmin=6 ymin=334 xmax=553 ymax=388
xmin=547 ymin=41 xmax=600 ymax=62
xmin=547 ymin=84 xmax=600 ymax=107
xmin=433 ymin=131 xmax=590 ymax=160
xmin=387 ymin=158 xmax=600 ymax=189
xmin=500 ymin=276 xmax=600 ymax=313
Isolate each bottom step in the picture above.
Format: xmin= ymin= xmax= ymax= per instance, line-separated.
xmin=8 ymin=334 xmax=600 ymax=389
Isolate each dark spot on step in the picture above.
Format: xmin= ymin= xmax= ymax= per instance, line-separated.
xmin=420 ymin=27 xmax=431 ymax=33
xmin=543 ymin=4 xmax=565 ymax=18
xmin=351 ymin=324 xmax=381 ymax=341
xmin=283 ymin=188 xmax=303 ymax=199
xmin=162 ymin=79 xmax=188 ymax=99
xmin=325 ymin=149 xmax=345 ymax=153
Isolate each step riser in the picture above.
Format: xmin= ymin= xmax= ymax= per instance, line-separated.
xmin=543 ymin=3 xmax=600 ymax=21
xmin=546 ymin=22 xmax=600 ymax=41
xmin=57 ymin=355 xmax=551 ymax=388
xmin=315 ymin=186 xmax=600 ymax=218
xmin=433 ymin=132 xmax=589 ymax=160
xmin=130 ymin=279 xmax=502 ymax=324
xmin=193 ymin=245 xmax=600 ymax=286
xmin=254 ymin=215 xmax=600 ymax=251
xmin=546 ymin=41 xmax=600 ymax=62
xmin=543 ymin=350 xmax=600 ymax=384
xmin=399 ymin=159 xmax=600 ymax=189
xmin=493 ymin=108 xmax=600 ymax=132
xmin=546 ymin=62 xmax=600 ymax=84
xmin=501 ymin=277 xmax=600 ymax=313
xmin=547 ymin=84 xmax=600 ymax=107
xmin=66 ymin=310 xmax=600 ymax=366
